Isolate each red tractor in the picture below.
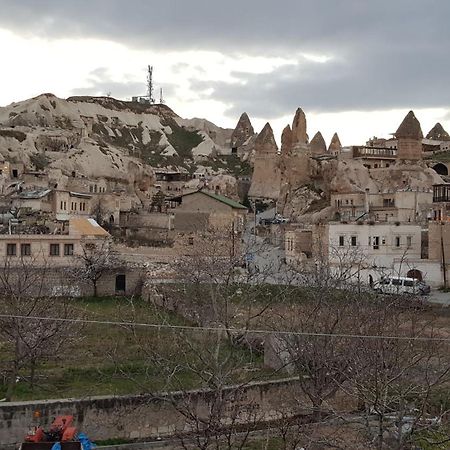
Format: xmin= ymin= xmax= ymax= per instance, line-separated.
xmin=20 ymin=415 xmax=82 ymax=450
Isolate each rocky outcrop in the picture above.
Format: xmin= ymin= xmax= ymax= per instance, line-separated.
xmin=426 ymin=123 xmax=450 ymax=141
xmin=248 ymin=123 xmax=281 ymax=200
xmin=281 ymin=125 xmax=293 ymax=154
xmin=395 ymin=111 xmax=423 ymax=160
xmin=395 ymin=111 xmax=423 ymax=140
xmin=328 ymin=132 xmax=342 ymax=154
xmin=310 ymin=131 xmax=327 ymax=155
xmin=231 ymin=112 xmax=255 ymax=149
xmin=291 ymin=108 xmax=308 ymax=145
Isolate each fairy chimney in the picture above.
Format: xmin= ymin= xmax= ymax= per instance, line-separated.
xmin=291 ymin=108 xmax=308 ymax=145
xmin=248 ymin=123 xmax=281 ymax=200
xmin=395 ymin=111 xmax=423 ymax=160
xmin=255 ymin=122 xmax=278 ymax=154
xmin=426 ymin=123 xmax=450 ymax=141
xmin=309 ymin=131 xmax=327 ymax=155
xmin=281 ymin=124 xmax=293 ymax=154
xmin=231 ymin=112 xmax=255 ymax=151
xmin=328 ymin=132 xmax=342 ymax=155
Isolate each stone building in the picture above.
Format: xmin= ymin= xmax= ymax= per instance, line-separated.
xmin=331 ymin=188 xmax=433 ymax=223
xmin=172 ymin=189 xmax=247 ymax=233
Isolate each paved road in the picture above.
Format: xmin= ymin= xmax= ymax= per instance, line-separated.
xmin=427 ymin=289 xmax=450 ymax=307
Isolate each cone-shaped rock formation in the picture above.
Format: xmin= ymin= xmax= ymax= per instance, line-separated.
xmin=328 ymin=132 xmax=342 ymax=153
xmin=310 ymin=131 xmax=327 ymax=155
xmin=291 ymin=108 xmax=308 ymax=144
xmin=395 ymin=111 xmax=423 ymax=140
xmin=231 ymin=112 xmax=254 ymax=149
xmin=426 ymin=122 xmax=450 ymax=141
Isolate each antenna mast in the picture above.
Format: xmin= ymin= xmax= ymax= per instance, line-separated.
xmin=147 ymin=65 xmax=155 ymax=104
xmin=159 ymin=87 xmax=164 ymax=104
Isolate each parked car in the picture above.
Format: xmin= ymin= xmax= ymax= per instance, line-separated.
xmin=374 ymin=276 xmax=431 ymax=296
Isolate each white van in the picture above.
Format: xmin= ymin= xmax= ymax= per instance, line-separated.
xmin=375 ymin=276 xmax=431 ymax=296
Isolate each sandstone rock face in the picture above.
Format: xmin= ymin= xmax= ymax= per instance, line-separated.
xmin=231 ymin=112 xmax=255 ymax=150
xmin=328 ymin=132 xmax=342 ymax=154
xmin=0 ymin=93 xmax=245 ymax=208
xmin=426 ymin=123 xmax=450 ymax=141
xmin=254 ymin=123 xmax=278 ymax=154
xmin=248 ymin=123 xmax=281 ymax=200
xmin=281 ymin=125 xmax=293 ymax=154
xmin=395 ymin=111 xmax=423 ymax=160
xmin=310 ymin=131 xmax=327 ymax=155
xmin=395 ymin=111 xmax=423 ymax=140
xmin=291 ymin=108 xmax=308 ymax=145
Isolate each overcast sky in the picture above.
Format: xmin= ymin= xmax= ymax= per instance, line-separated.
xmin=0 ymin=0 xmax=449 ymax=145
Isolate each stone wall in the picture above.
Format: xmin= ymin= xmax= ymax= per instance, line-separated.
xmin=0 ymin=266 xmax=144 ymax=298
xmin=0 ymin=379 xmax=307 ymax=448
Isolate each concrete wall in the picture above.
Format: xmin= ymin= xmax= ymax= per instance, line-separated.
xmin=0 ymin=379 xmax=310 ymax=448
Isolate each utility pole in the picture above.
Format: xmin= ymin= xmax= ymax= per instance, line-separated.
xmin=441 ymin=222 xmax=447 ymax=289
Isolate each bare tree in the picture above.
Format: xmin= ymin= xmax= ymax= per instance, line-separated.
xmin=71 ymin=238 xmax=123 ymax=297
xmin=0 ymin=257 xmax=83 ymax=400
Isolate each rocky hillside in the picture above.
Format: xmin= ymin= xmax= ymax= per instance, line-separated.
xmin=0 ymin=94 xmax=243 ymax=185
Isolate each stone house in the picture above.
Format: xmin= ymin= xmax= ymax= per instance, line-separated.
xmin=51 ymin=190 xmax=92 ymax=221
xmin=172 ymin=190 xmax=248 ymax=233
xmin=331 ymin=188 xmax=432 ymax=223
xmin=0 ymin=217 xmax=109 ymax=267
xmin=0 ymin=217 xmax=142 ymax=296
xmin=305 ymin=222 xmax=424 ymax=285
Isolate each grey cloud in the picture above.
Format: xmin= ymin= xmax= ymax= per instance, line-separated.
xmin=1 ymin=1 xmax=449 ymax=114
xmin=190 ymin=42 xmax=450 ymax=118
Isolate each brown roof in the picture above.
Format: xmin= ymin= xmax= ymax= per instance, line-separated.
xmin=69 ymin=218 xmax=110 ymax=237
xmin=395 ymin=111 xmax=423 ymax=139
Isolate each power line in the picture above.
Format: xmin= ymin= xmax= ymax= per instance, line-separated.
xmin=0 ymin=314 xmax=449 ymax=343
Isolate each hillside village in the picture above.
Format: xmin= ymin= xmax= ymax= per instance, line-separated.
xmin=2 ymin=93 xmax=450 ymax=450
xmin=0 ymin=93 xmax=450 ymax=291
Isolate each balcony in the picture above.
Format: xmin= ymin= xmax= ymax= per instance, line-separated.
xmin=433 ymin=184 xmax=450 ymax=203
xmin=353 ymin=146 xmax=397 ymax=159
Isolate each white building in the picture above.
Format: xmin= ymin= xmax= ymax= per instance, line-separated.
xmin=327 ymin=222 xmax=423 ymax=284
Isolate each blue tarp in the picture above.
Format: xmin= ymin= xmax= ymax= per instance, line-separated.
xmin=50 ymin=443 xmax=61 ymax=450
xmin=78 ymin=432 xmax=96 ymax=450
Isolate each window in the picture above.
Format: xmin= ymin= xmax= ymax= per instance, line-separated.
xmin=372 ymin=236 xmax=380 ymax=250
xmin=392 ymin=278 xmax=401 ymax=286
xmin=404 ymin=280 xmax=414 ymax=287
xmin=188 ymin=237 xmax=194 ymax=245
xmin=339 ymin=235 xmax=345 ymax=247
xmin=60 ymin=201 xmax=63 ymax=210
xmin=407 ymin=236 xmax=412 ymax=248
xmin=63 ymin=201 xmax=66 ymax=210
xmin=64 ymin=243 xmax=74 ymax=256
xmin=49 ymin=243 xmax=60 ymax=256
xmin=20 ymin=243 xmax=31 ymax=256
xmin=351 ymin=236 xmax=357 ymax=246
xmin=6 ymin=243 xmax=16 ymax=256
xmin=395 ymin=236 xmax=401 ymax=247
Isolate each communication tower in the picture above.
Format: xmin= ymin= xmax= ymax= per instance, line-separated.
xmin=147 ymin=65 xmax=155 ymax=104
